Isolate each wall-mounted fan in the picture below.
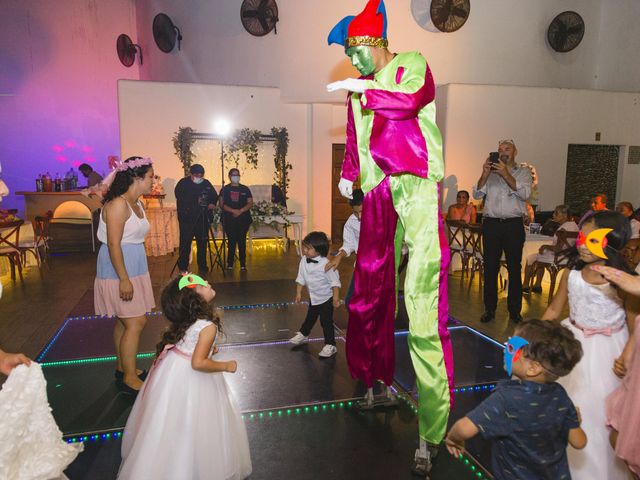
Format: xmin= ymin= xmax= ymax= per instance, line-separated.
xmin=241 ymin=0 xmax=279 ymax=37
xmin=430 ymin=0 xmax=470 ymax=33
xmin=153 ymin=13 xmax=183 ymax=53
xmin=116 ymin=34 xmax=142 ymax=67
xmin=547 ymin=11 xmax=585 ymax=53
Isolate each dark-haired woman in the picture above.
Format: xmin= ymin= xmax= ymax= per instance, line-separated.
xmin=94 ymin=157 xmax=155 ymax=393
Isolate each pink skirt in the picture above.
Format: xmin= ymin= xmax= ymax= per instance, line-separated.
xmin=94 ymin=243 xmax=155 ymax=318
xmin=607 ymin=316 xmax=640 ymax=476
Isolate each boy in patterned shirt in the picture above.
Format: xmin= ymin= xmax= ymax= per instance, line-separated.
xmin=445 ymin=319 xmax=587 ymax=480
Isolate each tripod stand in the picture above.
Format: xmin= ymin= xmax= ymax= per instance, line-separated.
xmin=171 ymin=207 xmax=225 ymax=278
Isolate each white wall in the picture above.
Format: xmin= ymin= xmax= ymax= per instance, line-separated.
xmin=436 ymin=84 xmax=640 ymax=212
xmin=118 ymin=80 xmax=337 ymax=234
xmin=132 ymin=0 xmax=640 ymax=103
xmin=0 ymin=0 xmax=139 ymax=212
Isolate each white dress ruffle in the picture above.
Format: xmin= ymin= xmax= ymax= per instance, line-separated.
xmin=118 ymin=320 xmax=252 ymax=480
xmin=0 ymin=363 xmax=83 ymax=480
xmin=560 ymin=270 xmax=632 ymax=480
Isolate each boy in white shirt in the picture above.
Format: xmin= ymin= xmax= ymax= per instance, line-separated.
xmin=325 ymin=189 xmax=363 ymax=306
xmin=290 ymin=231 xmax=342 ymax=358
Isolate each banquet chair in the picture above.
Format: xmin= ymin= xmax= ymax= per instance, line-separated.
xmin=532 ymin=230 xmax=578 ymax=304
xmin=0 ymin=219 xmax=24 ymax=282
xmin=19 ymin=216 xmax=51 ymax=269
xmin=465 ymin=224 xmax=484 ymax=287
xmin=446 ymin=219 xmax=473 ymax=276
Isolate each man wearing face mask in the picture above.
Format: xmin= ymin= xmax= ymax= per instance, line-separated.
xmin=219 ymin=168 xmax=253 ymax=270
xmin=174 ymin=164 xmax=218 ymax=274
xmin=327 ymin=1 xmax=451 ymax=474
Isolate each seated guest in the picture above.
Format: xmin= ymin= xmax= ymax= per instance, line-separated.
xmin=447 ymin=190 xmax=476 ymax=223
xmin=523 ymin=204 xmax=578 ymax=293
xmin=616 ymin=201 xmax=640 ymax=239
xmin=524 ymin=202 xmax=535 ymax=226
xmin=578 ymin=192 xmax=608 ymax=226
xmin=79 ymin=163 xmax=103 ymax=187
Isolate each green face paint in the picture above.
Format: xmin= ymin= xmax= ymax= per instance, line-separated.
xmin=346 ymin=46 xmax=375 ymax=76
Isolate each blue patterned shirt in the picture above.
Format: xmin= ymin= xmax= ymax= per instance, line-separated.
xmin=467 ymin=380 xmax=579 ymax=480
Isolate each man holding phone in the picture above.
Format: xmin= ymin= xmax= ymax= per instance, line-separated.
xmin=473 ymin=139 xmax=532 ymax=324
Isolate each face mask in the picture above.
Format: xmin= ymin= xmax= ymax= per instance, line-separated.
xmin=230 ymin=176 xmax=240 ymax=183
xmin=346 ymin=46 xmax=376 ymax=76
xmin=192 ymin=176 xmax=203 ymax=184
xmin=503 ymin=336 xmax=529 ymax=376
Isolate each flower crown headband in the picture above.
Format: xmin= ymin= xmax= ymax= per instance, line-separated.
xmin=116 ymin=157 xmax=153 ymax=172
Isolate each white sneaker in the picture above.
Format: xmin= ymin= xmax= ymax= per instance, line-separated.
xmin=318 ymin=344 xmax=337 ymax=358
xmin=289 ymin=332 xmax=308 ymax=345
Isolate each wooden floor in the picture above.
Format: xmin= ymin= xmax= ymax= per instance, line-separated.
xmin=0 ymin=241 xmax=566 ymax=372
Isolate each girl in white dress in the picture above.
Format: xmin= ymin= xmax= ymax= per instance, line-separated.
xmin=118 ymin=274 xmax=252 ymax=480
xmin=543 ymin=211 xmax=639 ymax=480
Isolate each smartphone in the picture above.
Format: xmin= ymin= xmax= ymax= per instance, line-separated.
xmin=489 ymin=151 xmax=500 ymax=164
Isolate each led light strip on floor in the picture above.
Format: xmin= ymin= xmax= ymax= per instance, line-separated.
xmin=39 ymin=336 xmax=344 ymax=367
xmin=64 ymin=301 xmax=308 ymax=322
xmin=63 ymin=393 xmax=492 ymax=479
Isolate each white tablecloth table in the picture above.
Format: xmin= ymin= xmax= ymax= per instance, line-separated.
xmin=144 ymin=207 xmax=179 ymax=257
xmin=248 ymin=214 xmax=304 ymax=255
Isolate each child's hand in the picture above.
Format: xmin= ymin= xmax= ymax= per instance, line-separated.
xmin=444 ymin=435 xmax=465 ymax=458
xmin=333 ymin=298 xmax=342 ymax=308
xmin=613 ymin=356 xmax=627 ymax=378
xmin=294 ymin=293 xmax=302 ymax=303
xmin=226 ymin=360 xmax=237 ymax=373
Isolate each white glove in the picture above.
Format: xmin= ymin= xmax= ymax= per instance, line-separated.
xmin=338 ymin=178 xmax=354 ymax=199
xmin=326 ymin=78 xmax=367 ymax=94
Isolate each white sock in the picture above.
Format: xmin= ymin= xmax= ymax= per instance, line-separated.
xmin=418 ymin=438 xmax=428 ymax=458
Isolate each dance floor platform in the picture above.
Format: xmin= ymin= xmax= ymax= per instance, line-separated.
xmin=40 ymin=293 xmax=502 ymax=479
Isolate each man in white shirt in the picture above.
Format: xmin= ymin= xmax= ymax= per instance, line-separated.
xmin=473 ymin=139 xmax=532 ymax=324
xmin=326 ymin=189 xmax=363 ymax=306
xmin=289 ymin=232 xmax=342 ymax=358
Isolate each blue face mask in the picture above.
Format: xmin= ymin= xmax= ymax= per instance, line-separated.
xmin=192 ymin=176 xmax=204 ymax=184
xmin=504 ymin=336 xmax=529 ymax=376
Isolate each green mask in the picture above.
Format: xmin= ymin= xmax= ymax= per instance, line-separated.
xmin=346 ymin=46 xmax=376 ymax=76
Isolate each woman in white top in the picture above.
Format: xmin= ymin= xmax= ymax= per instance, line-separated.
xmin=523 ymin=204 xmax=578 ymax=293
xmin=94 ymin=157 xmax=155 ymax=394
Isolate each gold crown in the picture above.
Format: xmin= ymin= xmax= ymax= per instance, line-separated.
xmin=346 ymin=36 xmax=388 ymax=48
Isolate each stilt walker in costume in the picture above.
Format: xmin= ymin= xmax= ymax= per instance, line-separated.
xmin=327 ymin=0 xmax=453 ymax=475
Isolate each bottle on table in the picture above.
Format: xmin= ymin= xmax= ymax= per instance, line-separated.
xmin=43 ymin=172 xmax=52 ymax=192
xmin=54 ymin=173 xmax=62 ymax=192
xmin=35 ymin=174 xmax=43 ymax=192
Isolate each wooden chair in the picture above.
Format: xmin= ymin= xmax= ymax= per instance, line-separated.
xmin=0 ymin=219 xmax=24 ymax=281
xmin=19 ymin=216 xmax=51 ymax=269
xmin=446 ymin=219 xmax=473 ymax=276
xmin=466 ymin=224 xmax=484 ymax=286
xmin=532 ymin=230 xmax=579 ymax=304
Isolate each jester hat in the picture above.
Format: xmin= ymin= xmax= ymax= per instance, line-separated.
xmin=327 ymin=0 xmax=389 ymax=49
